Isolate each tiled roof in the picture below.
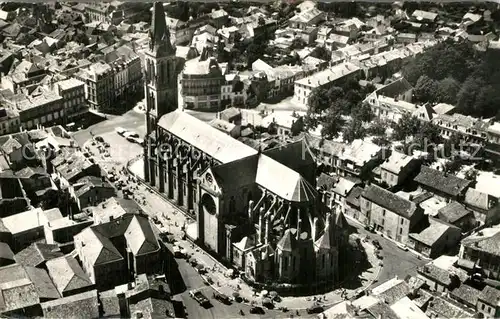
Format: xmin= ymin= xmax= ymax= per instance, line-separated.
xmin=437 ymin=201 xmax=472 ymax=224
xmin=367 ymin=302 xmax=399 ymax=319
xmin=450 ymin=284 xmax=481 ymax=306
xmin=427 ymin=295 xmax=475 ymax=318
xmin=363 ymin=185 xmax=417 ymax=218
xmin=479 ymin=285 xmax=500 ymax=306
xmin=124 ymin=215 xmax=160 ymax=255
xmin=414 ymin=166 xmax=471 ymax=197
xmin=41 ymin=290 xmax=99 ymax=319
xmin=346 ymin=186 xmax=364 ymax=207
xmin=317 ymin=173 xmax=337 ymax=190
xmin=380 ymin=151 xmax=415 ymax=174
xmin=0 ymin=242 xmax=14 ymax=261
xmin=46 ymin=256 xmax=93 ymax=295
xmin=158 ymin=110 xmax=257 ymax=164
xmin=15 ymin=243 xmax=63 ymax=267
xmin=461 ymin=227 xmax=500 ymax=256
xmin=409 ymin=222 xmax=452 ymax=247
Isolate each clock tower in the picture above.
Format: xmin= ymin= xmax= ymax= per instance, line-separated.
xmin=144 ymin=2 xmax=177 ymax=182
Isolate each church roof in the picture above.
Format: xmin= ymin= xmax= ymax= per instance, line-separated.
xmin=148 ymin=2 xmax=175 ymax=57
xmin=277 ymin=229 xmax=297 ymax=252
xmin=158 ymin=110 xmax=257 ymax=164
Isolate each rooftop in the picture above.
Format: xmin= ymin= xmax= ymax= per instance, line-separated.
xmin=461 ymin=225 xmax=500 ymax=256
xmin=409 ymin=221 xmax=454 ymax=247
xmin=158 ymin=110 xmax=257 ymax=164
xmin=380 ymin=151 xmax=415 ymax=174
xmin=363 ymin=185 xmax=417 ymax=219
xmin=414 ymin=166 xmax=471 ymax=197
xmin=295 ymin=62 xmax=360 ymax=88
xmin=46 ymin=255 xmax=93 ymax=295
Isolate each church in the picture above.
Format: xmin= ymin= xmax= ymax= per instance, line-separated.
xmin=143 ymin=2 xmax=348 ymax=286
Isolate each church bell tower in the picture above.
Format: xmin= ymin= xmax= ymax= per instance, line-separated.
xmin=144 ymin=2 xmax=178 ymax=182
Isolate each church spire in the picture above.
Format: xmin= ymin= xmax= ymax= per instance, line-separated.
xmin=149 ymin=2 xmax=175 ymax=56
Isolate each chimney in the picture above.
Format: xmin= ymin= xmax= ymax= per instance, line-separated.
xmin=313 ymin=217 xmax=319 ymax=241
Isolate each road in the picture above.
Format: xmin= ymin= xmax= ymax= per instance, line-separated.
xmin=347 ymin=220 xmax=428 ymax=288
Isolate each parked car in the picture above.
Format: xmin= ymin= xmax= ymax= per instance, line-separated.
xmin=397 ymin=243 xmax=409 ymax=251
xmin=372 ymin=240 xmax=382 ymax=250
xmin=124 ymin=131 xmax=139 ymax=139
xmin=94 ymin=136 xmax=104 ymax=142
xmin=115 ymin=127 xmax=127 ymax=135
xmin=130 ymin=137 xmax=145 ymax=146
xmin=250 ymin=306 xmax=265 ymax=314
xmin=189 ymin=290 xmax=210 ymax=307
xmin=306 ymin=305 xmax=324 ymax=314
xmin=213 ymin=293 xmax=231 ymax=304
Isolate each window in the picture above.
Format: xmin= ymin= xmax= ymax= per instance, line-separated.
xmin=322 ymin=254 xmax=325 ymax=269
xmin=381 ymin=219 xmax=385 ymax=226
xmin=481 ymin=304 xmax=485 ymax=310
xmin=401 ymin=219 xmax=404 ymax=225
xmin=284 ymin=256 xmax=288 ymax=271
xmin=382 ymin=210 xmax=386 ymax=216
xmin=292 ymin=256 xmax=296 ymax=271
xmin=399 ymin=228 xmax=402 ymax=235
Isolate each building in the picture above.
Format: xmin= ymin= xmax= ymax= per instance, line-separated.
xmin=293 ymin=62 xmax=361 ymax=106
xmin=336 ymin=139 xmax=382 ymax=180
xmin=14 ymin=242 xmax=64 ymax=268
xmin=477 ymin=286 xmax=500 ymax=318
xmin=289 ymin=7 xmax=325 ymax=30
xmin=74 ymin=213 xmax=162 ymax=291
xmin=1 ymin=60 xmax=47 ymax=94
xmin=364 ymin=78 xmax=416 ymax=123
xmin=181 ymin=50 xmax=226 ymax=110
xmin=0 ymin=108 xmax=20 ymax=135
xmin=408 ymin=218 xmax=461 ymax=258
xmin=416 ymin=256 xmax=468 ymax=293
xmin=414 ymin=166 xmax=472 ymax=201
xmin=377 ymin=151 xmax=421 ymax=188
xmin=45 ymin=255 xmax=94 ymax=297
xmin=73 ymin=176 xmax=116 ymax=210
xmin=40 ymin=290 xmax=100 ymax=319
xmin=143 ymin=4 xmax=348 ymax=287
xmin=47 ymin=78 xmax=88 ymax=122
xmin=459 ymin=226 xmax=500 ymax=280
xmin=464 ymin=187 xmax=500 ymax=226
xmin=432 ymin=113 xmax=491 ymax=144
xmin=361 ymin=184 xmax=424 ymax=244
xmin=75 ymin=62 xmax=114 ymax=112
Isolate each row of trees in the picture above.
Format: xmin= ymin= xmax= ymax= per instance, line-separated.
xmin=402 ymin=39 xmax=500 ymax=119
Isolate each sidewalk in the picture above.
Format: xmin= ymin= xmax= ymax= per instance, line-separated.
xmin=127 ymin=157 xmax=382 ymax=310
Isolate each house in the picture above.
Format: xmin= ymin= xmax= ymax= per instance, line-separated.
xmin=14 ymin=242 xmax=64 ymax=268
xmin=293 ymin=62 xmax=361 ymax=106
xmin=329 ymin=176 xmax=358 ymax=214
xmin=464 ymin=187 xmax=500 ymax=226
xmin=289 ymin=7 xmax=325 ymax=30
xmin=0 ymin=263 xmax=60 ymax=317
xmin=414 ymin=166 xmax=472 ymax=201
xmin=45 ymin=255 xmax=94 ymax=297
xmin=408 ymin=218 xmax=461 ymax=258
xmin=73 ymin=176 xmax=116 ymax=210
xmin=416 ymin=256 xmax=468 ymax=293
xmin=40 ymin=290 xmax=99 ymax=319
xmin=43 ymin=215 xmax=93 ymax=253
xmin=477 ymin=286 xmax=500 ymax=318
xmin=361 ymin=185 xmax=424 ymax=244
xmin=125 ymin=274 xmax=176 ymax=318
xmin=74 ymin=213 xmax=162 ymax=290
xmin=459 ymin=226 xmax=500 ymax=280
xmin=334 ymin=18 xmax=365 ymax=40
xmin=261 ymin=112 xmax=302 ymax=138
xmin=449 ymin=283 xmax=482 ymax=309
xmin=232 ymin=235 xmax=255 ymax=270
xmin=210 ymin=9 xmax=228 ymax=29
xmin=432 ymin=113 xmax=490 ymax=144
xmin=336 ymin=139 xmax=382 ymax=180
xmin=378 ymin=151 xmax=420 ymax=188
xmin=90 ymin=197 xmax=143 ymax=224
xmin=219 ymin=107 xmax=242 ymax=125
xmin=436 ymin=201 xmax=476 ymax=231
xmin=397 ymin=33 xmax=418 ymax=44
xmin=411 ymin=10 xmax=438 ymax=23
xmin=1 ymin=208 xmax=63 ymax=252
xmin=364 ymin=78 xmax=415 ymax=123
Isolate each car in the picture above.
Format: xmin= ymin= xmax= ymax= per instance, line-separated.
xmin=372 ymin=240 xmax=382 ymax=250
xmin=250 ymin=306 xmax=265 ymax=314
xmin=103 ymin=142 xmax=110 ymax=148
xmin=94 ymin=136 xmax=104 ymax=142
xmin=397 ymin=243 xmax=409 ymax=251
xmin=123 ymin=131 xmax=139 ymax=139
xmin=213 ymin=293 xmax=231 ymax=304
xmin=115 ymin=127 xmax=127 ymax=135
xmin=306 ymin=305 xmax=324 ymax=314
xmin=189 ymin=290 xmax=210 ymax=307
xmin=130 ymin=137 xmax=145 ymax=146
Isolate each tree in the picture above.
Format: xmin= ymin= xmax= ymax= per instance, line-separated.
xmin=414 ymin=122 xmax=442 ymax=151
xmin=369 ymin=119 xmax=387 ymax=137
xmin=392 ymin=113 xmax=421 ymax=141
xmin=351 ymin=103 xmax=374 ymax=122
xmin=414 ymin=75 xmax=438 ymax=102
xmin=290 ymin=37 xmax=306 ymax=50
xmin=290 ymin=117 xmax=305 ymax=136
xmin=321 ymin=107 xmax=344 ymax=139
xmin=456 ymin=76 xmax=483 ymax=115
xmin=310 ymin=46 xmax=331 ymax=61
xmin=308 ymin=87 xmax=331 ymax=114
xmin=343 ymin=119 xmax=366 ymax=143
xmin=436 ymin=77 xmax=460 ymax=105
